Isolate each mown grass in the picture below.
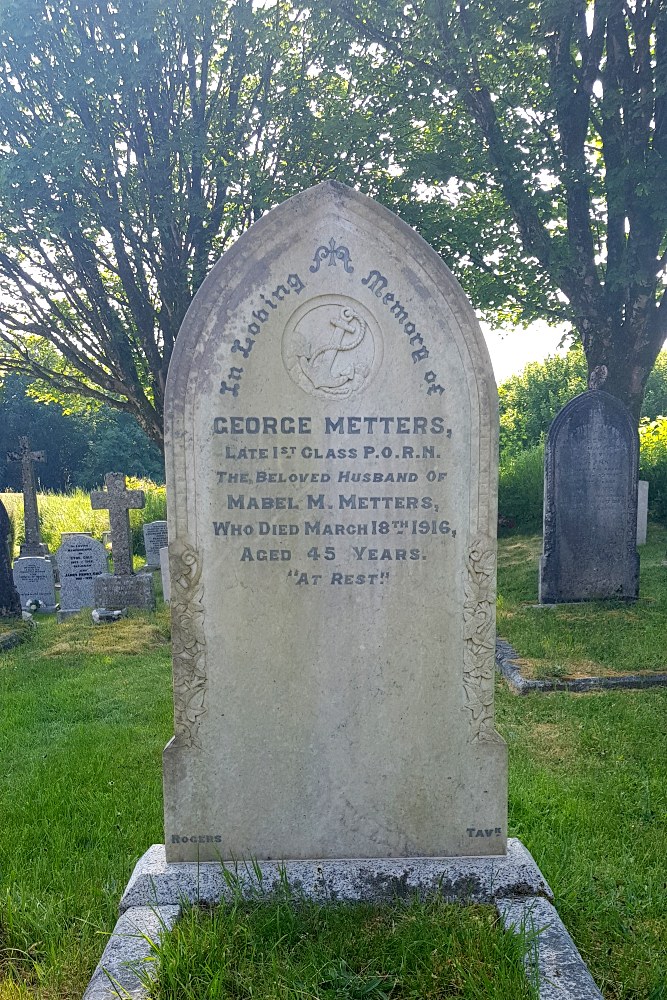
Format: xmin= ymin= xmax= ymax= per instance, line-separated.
xmin=497 ymin=523 xmax=667 ymax=676
xmin=0 ymin=539 xmax=666 ymax=998
xmin=146 ymin=896 xmax=537 ymax=1000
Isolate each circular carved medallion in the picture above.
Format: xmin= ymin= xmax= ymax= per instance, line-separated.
xmin=282 ymin=295 xmax=382 ymax=399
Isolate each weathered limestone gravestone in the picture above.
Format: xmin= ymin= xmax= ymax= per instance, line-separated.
xmin=162 ymin=180 xmax=507 ymax=863
xmin=0 ymin=499 xmax=21 ymax=618
xmin=12 ymin=556 xmax=57 ymax=611
xmin=56 ymin=534 xmax=109 ymax=616
xmin=6 ymin=437 xmax=49 ymax=556
xmin=159 ymin=547 xmax=170 ymax=602
xmin=143 ymin=521 xmax=168 ymax=569
xmin=636 ymin=479 xmax=648 ymax=545
xmin=91 ymin=474 xmax=154 ymax=610
xmin=539 ymin=390 xmax=639 ymax=603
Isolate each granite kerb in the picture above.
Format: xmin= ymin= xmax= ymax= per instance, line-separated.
xmin=84 ymin=841 xmax=605 ymax=1000
xmin=119 ymin=839 xmax=552 ymax=913
xmin=496 ymin=637 xmax=667 ymax=694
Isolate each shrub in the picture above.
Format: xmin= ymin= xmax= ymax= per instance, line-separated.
xmin=498 ymin=445 xmax=544 ymax=531
xmin=639 ymin=417 xmax=667 ymax=522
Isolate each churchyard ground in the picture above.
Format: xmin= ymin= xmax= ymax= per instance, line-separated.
xmin=0 ymin=531 xmax=664 ymax=998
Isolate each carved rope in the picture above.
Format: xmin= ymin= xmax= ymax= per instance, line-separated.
xmin=170 ymin=540 xmax=207 ymax=748
xmin=463 ymin=537 xmax=501 ymax=744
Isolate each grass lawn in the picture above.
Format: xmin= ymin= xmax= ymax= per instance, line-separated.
xmin=0 ymin=533 xmax=665 ymax=999
xmin=148 ymin=897 xmax=536 ymax=1000
xmin=498 ymin=523 xmax=667 ymax=678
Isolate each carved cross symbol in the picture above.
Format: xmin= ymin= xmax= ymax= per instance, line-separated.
xmin=6 ymin=436 xmax=47 ymax=555
xmin=90 ymin=473 xmax=145 ymax=577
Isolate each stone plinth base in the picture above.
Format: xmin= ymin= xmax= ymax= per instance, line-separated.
xmin=93 ymin=573 xmax=155 ymax=611
xmin=83 ymin=840 xmax=604 ymax=1000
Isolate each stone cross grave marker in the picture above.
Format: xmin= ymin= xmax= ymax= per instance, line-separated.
xmin=6 ymin=436 xmax=49 ymax=556
xmin=56 ymin=534 xmax=109 ymax=614
xmin=539 ymin=390 xmax=639 ymax=603
xmin=91 ymin=473 xmax=143 ymax=576
xmin=0 ymin=499 xmax=21 ymax=618
xmin=162 ymin=180 xmax=507 ymax=863
xmin=143 ymin=521 xmax=168 ymax=568
xmin=90 ymin=473 xmax=154 ymax=610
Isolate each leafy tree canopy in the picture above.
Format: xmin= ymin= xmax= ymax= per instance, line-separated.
xmin=0 ymin=0 xmax=412 ymax=446
xmin=333 ymin=0 xmax=667 ymax=419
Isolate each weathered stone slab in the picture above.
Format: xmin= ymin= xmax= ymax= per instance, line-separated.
xmin=82 ymin=905 xmax=180 ymax=1000
xmin=0 ymin=498 xmax=21 ymax=618
xmin=539 ymin=391 xmax=639 ymax=603
xmin=159 ymin=546 xmax=170 ymax=601
xmin=636 ymin=479 xmax=648 ymax=545
xmin=498 ymin=896 xmax=605 ymax=999
xmin=12 ymin=556 xmax=56 ymax=610
xmin=94 ymin=573 xmax=155 ymax=611
xmin=143 ymin=521 xmax=168 ymax=568
xmin=121 ymin=840 xmax=551 ymax=912
xmin=162 ymin=180 xmax=506 ymax=862
xmin=56 ymin=534 xmax=108 ymax=612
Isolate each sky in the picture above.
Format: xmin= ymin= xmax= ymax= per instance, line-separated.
xmin=481 ymin=320 xmax=572 ymax=386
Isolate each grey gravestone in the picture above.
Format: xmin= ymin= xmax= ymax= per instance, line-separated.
xmin=143 ymin=521 xmax=168 ymax=569
xmin=13 ymin=556 xmax=57 ymax=611
xmin=162 ymin=180 xmax=507 ymax=863
xmin=91 ymin=474 xmax=154 ymax=610
xmin=6 ymin=437 xmax=49 ymax=556
xmin=636 ymin=479 xmax=648 ymax=545
xmin=0 ymin=498 xmax=21 ymax=618
xmin=56 ymin=534 xmax=109 ymax=614
xmin=159 ymin=547 xmax=170 ymax=602
xmin=539 ymin=390 xmax=639 ymax=603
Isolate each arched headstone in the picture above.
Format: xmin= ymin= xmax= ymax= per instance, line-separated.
xmin=163 ymin=181 xmax=507 ymax=862
xmin=539 ymin=390 xmax=639 ymax=603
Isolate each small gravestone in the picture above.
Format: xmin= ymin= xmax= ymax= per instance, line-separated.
xmin=0 ymin=499 xmax=21 ymax=618
xmin=143 ymin=521 xmax=168 ymax=569
xmin=6 ymin=437 xmax=49 ymax=556
xmin=159 ymin=547 xmax=170 ymax=602
xmin=91 ymin=474 xmax=154 ymax=610
xmin=56 ymin=534 xmax=109 ymax=617
xmin=12 ymin=556 xmax=57 ymax=611
xmin=539 ymin=390 xmax=639 ymax=603
xmin=162 ymin=181 xmax=507 ymax=862
xmin=636 ymin=480 xmax=648 ymax=545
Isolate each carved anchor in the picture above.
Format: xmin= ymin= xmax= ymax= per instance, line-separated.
xmin=298 ymin=307 xmax=367 ymax=392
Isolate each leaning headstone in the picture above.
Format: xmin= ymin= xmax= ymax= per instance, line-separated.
xmin=56 ymin=534 xmax=109 ymax=618
xmin=636 ymin=480 xmax=648 ymax=545
xmin=539 ymin=390 xmax=639 ymax=603
xmin=143 ymin=521 xmax=168 ymax=569
xmin=6 ymin=437 xmax=49 ymax=556
xmin=12 ymin=556 xmax=57 ymax=611
xmin=0 ymin=499 xmax=21 ymax=618
xmin=159 ymin=547 xmax=170 ymax=602
xmin=91 ymin=474 xmax=154 ymax=610
xmin=162 ymin=180 xmax=507 ymax=862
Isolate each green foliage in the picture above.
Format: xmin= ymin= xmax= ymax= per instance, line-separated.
xmin=499 ymin=346 xmax=586 ymax=460
xmin=500 ymin=344 xmax=667 ymax=459
xmin=639 ymin=418 xmax=667 ymax=523
xmin=498 ymin=445 xmax=544 ymax=530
